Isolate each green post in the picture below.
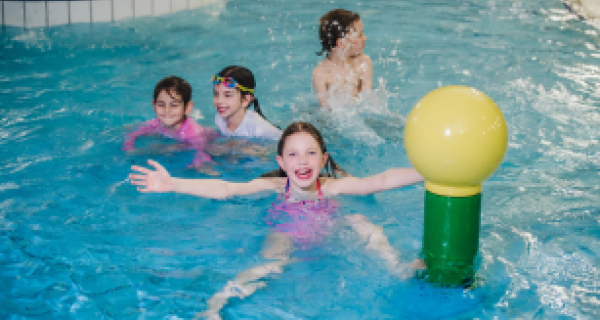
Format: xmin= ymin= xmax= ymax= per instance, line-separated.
xmin=421 ymin=191 xmax=481 ymax=287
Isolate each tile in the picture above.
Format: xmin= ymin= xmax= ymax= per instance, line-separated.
xmin=48 ymin=1 xmax=69 ymax=26
xmin=70 ymin=1 xmax=91 ymax=24
xmin=189 ymin=0 xmax=205 ymax=9
xmin=25 ymin=1 xmax=46 ymax=28
xmin=92 ymin=0 xmax=112 ymax=23
xmin=113 ymin=0 xmax=133 ymax=21
xmin=4 ymin=1 xmax=25 ymax=27
xmin=153 ymin=0 xmax=171 ymax=16
xmin=134 ymin=0 xmax=152 ymax=18
xmin=171 ymin=0 xmax=187 ymax=13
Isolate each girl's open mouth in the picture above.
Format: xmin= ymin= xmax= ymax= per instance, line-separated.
xmin=295 ymin=168 xmax=313 ymax=180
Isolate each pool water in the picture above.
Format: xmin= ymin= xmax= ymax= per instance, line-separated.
xmin=1 ymin=0 xmax=599 ymax=318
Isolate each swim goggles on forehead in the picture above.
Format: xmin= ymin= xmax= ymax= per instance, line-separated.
xmin=211 ymin=75 xmax=255 ymax=94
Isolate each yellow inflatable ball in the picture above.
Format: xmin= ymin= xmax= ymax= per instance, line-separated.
xmin=404 ymin=86 xmax=508 ymax=197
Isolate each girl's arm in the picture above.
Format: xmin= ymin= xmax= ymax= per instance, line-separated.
xmin=122 ymin=120 xmax=159 ymax=151
xmin=358 ymin=55 xmax=373 ymax=93
xmin=312 ymin=66 xmax=330 ymax=107
xmin=327 ymin=167 xmax=423 ymax=195
xmin=129 ymin=159 xmax=279 ymax=199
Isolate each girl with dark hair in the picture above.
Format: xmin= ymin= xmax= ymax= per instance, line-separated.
xmin=122 ymin=76 xmax=217 ymax=167
xmin=312 ymin=9 xmax=373 ymax=108
xmin=128 ymin=121 xmax=425 ymax=318
xmin=212 ymin=66 xmax=282 ymax=140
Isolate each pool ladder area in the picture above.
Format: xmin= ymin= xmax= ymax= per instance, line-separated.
xmin=1 ymin=0 xmax=224 ymax=29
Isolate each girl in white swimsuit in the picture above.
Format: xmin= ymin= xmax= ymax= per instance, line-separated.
xmin=212 ymin=66 xmax=282 ymax=141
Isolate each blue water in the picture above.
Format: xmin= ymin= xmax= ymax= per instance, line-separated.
xmin=1 ymin=0 xmax=599 ymax=318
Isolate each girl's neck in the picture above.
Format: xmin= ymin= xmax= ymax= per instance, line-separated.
xmin=162 ymin=116 xmax=186 ymax=132
xmin=327 ymin=52 xmax=346 ymax=66
xmin=226 ymin=108 xmax=247 ymax=132
xmin=328 ymin=47 xmax=360 ymax=65
xmin=286 ymin=178 xmax=322 ymax=201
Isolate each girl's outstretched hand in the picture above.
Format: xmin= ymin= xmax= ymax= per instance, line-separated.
xmin=129 ymin=159 xmax=173 ymax=193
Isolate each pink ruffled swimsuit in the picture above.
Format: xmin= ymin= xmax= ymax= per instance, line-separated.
xmin=122 ymin=118 xmax=218 ymax=166
xmin=266 ymin=179 xmax=339 ymax=248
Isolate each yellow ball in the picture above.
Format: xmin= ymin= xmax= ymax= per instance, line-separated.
xmin=404 ymin=86 xmax=508 ymax=197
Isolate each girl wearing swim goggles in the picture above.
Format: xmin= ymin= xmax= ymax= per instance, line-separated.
xmin=211 ymin=75 xmax=255 ymax=94
xmin=212 ymin=66 xmax=282 ymax=141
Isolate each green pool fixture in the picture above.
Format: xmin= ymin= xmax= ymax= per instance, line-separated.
xmin=404 ymin=86 xmax=508 ymax=286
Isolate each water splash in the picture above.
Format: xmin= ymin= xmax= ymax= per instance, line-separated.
xmin=325 ymin=78 xmax=404 ymax=146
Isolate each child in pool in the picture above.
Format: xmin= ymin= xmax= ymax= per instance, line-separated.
xmin=312 ymin=9 xmax=373 ymax=107
xmin=212 ymin=65 xmax=282 ymax=140
xmin=128 ymin=122 xmax=424 ymax=319
xmin=122 ymin=76 xmax=217 ymax=167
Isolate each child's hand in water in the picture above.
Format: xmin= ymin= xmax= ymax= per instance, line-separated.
xmin=129 ymin=159 xmax=174 ymax=192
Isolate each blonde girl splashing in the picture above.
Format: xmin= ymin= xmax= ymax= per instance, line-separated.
xmin=129 ymin=122 xmax=425 ymax=319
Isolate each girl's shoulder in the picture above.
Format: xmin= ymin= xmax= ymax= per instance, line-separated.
xmin=253 ymin=176 xmax=287 ymax=194
xmin=319 ymin=176 xmax=340 ymax=196
xmin=245 ymin=110 xmax=282 ymax=140
xmin=320 ymin=176 xmax=356 ymax=197
xmin=180 ymin=117 xmax=216 ymax=138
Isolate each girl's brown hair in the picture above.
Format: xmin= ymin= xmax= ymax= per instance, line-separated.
xmin=317 ymin=9 xmax=361 ymax=56
xmin=262 ymin=122 xmax=347 ymax=178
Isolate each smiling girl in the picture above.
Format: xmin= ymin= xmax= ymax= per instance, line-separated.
xmin=122 ymin=76 xmax=216 ymax=167
xmin=212 ymin=66 xmax=282 ymax=140
xmin=129 ymin=122 xmax=424 ymax=319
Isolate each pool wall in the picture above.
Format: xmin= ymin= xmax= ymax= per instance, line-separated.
xmin=563 ymin=0 xmax=600 ymax=21
xmin=1 ymin=0 xmax=223 ymax=28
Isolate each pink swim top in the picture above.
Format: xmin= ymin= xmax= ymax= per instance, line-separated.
xmin=266 ymin=178 xmax=339 ymax=248
xmin=122 ymin=117 xmax=218 ymax=166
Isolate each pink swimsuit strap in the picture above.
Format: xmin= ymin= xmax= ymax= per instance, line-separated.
xmin=285 ymin=178 xmax=322 ymax=197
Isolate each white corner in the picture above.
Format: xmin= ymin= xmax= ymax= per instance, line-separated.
xmin=4 ymin=1 xmax=25 ymax=27
xmin=153 ymin=0 xmax=171 ymax=16
xmin=189 ymin=0 xmax=211 ymax=9
xmin=70 ymin=1 xmax=91 ymax=24
xmin=114 ymin=0 xmax=134 ymax=21
xmin=581 ymin=0 xmax=600 ymax=17
xmin=189 ymin=0 xmax=202 ymax=9
xmin=92 ymin=0 xmax=112 ymax=23
xmin=171 ymin=0 xmax=187 ymax=13
xmin=25 ymin=1 xmax=46 ymax=28
xmin=48 ymin=1 xmax=69 ymax=26
xmin=134 ymin=0 xmax=153 ymax=18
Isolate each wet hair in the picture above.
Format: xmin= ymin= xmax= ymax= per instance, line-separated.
xmin=217 ymin=66 xmax=278 ymax=128
xmin=317 ymin=9 xmax=361 ymax=56
xmin=154 ymin=76 xmax=192 ymax=106
xmin=261 ymin=122 xmax=348 ymax=178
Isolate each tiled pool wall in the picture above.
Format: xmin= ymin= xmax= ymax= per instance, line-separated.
xmin=1 ymin=0 xmax=222 ymax=28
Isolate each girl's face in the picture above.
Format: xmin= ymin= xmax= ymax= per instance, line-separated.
xmin=276 ymin=132 xmax=329 ymax=192
xmin=341 ymin=19 xmax=366 ymax=57
xmin=212 ymin=84 xmax=253 ymax=121
xmin=153 ymin=89 xmax=192 ymax=129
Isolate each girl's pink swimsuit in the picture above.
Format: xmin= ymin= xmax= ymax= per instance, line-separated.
xmin=122 ymin=118 xmax=217 ymax=166
xmin=266 ymin=179 xmax=339 ymax=248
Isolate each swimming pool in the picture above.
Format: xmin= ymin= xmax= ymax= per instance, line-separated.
xmin=1 ymin=0 xmax=599 ymax=318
